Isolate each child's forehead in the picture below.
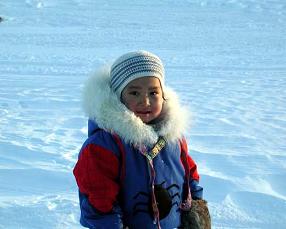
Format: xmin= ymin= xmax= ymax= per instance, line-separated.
xmin=126 ymin=76 xmax=161 ymax=86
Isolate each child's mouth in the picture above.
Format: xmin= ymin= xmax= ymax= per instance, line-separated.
xmin=136 ymin=111 xmax=151 ymax=115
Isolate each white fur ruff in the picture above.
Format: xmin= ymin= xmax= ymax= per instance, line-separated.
xmin=82 ymin=66 xmax=190 ymax=146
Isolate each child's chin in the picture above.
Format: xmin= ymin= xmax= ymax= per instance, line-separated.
xmin=140 ymin=116 xmax=153 ymax=124
xmin=141 ymin=118 xmax=151 ymax=124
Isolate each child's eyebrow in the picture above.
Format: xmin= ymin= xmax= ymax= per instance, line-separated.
xmin=127 ymin=86 xmax=141 ymax=90
xmin=149 ymin=86 xmax=161 ymax=90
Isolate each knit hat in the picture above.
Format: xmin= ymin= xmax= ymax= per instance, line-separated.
xmin=110 ymin=50 xmax=165 ymax=98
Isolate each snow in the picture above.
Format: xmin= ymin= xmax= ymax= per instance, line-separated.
xmin=0 ymin=0 xmax=286 ymax=228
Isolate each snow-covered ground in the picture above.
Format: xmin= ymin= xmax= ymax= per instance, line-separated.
xmin=0 ymin=0 xmax=286 ymax=228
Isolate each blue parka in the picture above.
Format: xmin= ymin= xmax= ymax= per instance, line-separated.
xmin=73 ymin=68 xmax=203 ymax=229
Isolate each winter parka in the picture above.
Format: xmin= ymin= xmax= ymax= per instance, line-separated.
xmin=73 ymin=67 xmax=203 ymax=229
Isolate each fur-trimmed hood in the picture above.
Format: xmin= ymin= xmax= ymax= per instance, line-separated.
xmin=82 ymin=66 xmax=190 ymax=147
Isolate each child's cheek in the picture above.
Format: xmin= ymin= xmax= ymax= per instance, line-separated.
xmin=125 ymin=101 xmax=136 ymax=113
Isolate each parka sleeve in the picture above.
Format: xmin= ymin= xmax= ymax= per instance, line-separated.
xmin=73 ymin=142 xmax=123 ymax=228
xmin=180 ymin=138 xmax=203 ymax=200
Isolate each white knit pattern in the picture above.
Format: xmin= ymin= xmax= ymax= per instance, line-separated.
xmin=110 ymin=50 xmax=165 ymax=97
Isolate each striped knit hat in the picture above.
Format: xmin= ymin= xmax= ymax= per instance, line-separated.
xmin=110 ymin=50 xmax=165 ymax=98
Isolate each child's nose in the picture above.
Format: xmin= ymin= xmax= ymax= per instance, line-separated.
xmin=141 ymin=95 xmax=150 ymax=106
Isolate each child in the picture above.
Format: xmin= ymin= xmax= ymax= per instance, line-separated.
xmin=73 ymin=50 xmax=210 ymax=229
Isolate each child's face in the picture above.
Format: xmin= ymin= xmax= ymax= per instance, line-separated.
xmin=121 ymin=77 xmax=164 ymax=124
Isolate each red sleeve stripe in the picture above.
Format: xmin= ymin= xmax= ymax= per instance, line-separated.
xmin=179 ymin=138 xmax=200 ymax=181
xmin=73 ymin=144 xmax=120 ymax=213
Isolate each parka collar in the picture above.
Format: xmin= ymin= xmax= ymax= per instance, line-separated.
xmin=82 ymin=67 xmax=190 ymax=147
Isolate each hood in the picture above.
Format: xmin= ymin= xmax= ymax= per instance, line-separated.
xmin=82 ymin=66 xmax=190 ymax=147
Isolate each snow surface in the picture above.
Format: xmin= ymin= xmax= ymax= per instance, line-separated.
xmin=0 ymin=0 xmax=286 ymax=228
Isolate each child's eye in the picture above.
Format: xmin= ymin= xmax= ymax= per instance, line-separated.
xmin=150 ymin=91 xmax=159 ymax=96
xmin=129 ymin=91 xmax=139 ymax=96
